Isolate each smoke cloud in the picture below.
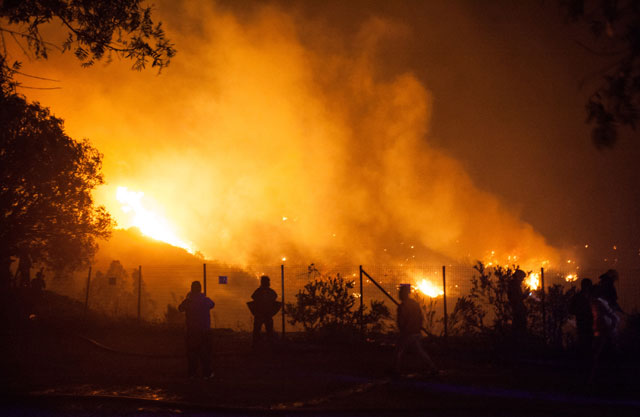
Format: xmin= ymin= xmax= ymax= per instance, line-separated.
xmin=20 ymin=1 xmax=562 ymax=268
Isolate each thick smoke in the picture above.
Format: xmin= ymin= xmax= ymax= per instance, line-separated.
xmin=20 ymin=2 xmax=561 ymax=268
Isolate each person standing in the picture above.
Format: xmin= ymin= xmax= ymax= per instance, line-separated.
xmin=589 ymin=285 xmax=620 ymax=385
xmin=179 ymin=281 xmax=215 ymax=379
xmin=392 ymin=284 xmax=438 ymax=375
xmin=507 ymin=269 xmax=528 ymax=344
xmin=250 ymin=275 xmax=279 ymax=349
xmin=569 ymin=278 xmax=594 ymax=363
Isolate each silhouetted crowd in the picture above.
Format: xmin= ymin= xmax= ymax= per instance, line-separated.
xmin=569 ymin=269 xmax=623 ymax=384
xmin=178 ymin=268 xmax=626 ymax=385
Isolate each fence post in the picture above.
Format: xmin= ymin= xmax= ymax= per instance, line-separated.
xmin=203 ymin=263 xmax=207 ymax=296
xmin=359 ymin=265 xmax=364 ymax=336
xmin=442 ymin=265 xmax=448 ymax=339
xmin=83 ymin=266 xmax=92 ymax=317
xmin=541 ymin=267 xmax=546 ymax=343
xmin=281 ymin=264 xmax=285 ymax=340
xmin=137 ymin=265 xmax=142 ymax=321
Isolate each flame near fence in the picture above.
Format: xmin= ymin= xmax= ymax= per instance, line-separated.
xmin=54 ymin=263 xmax=640 ymax=338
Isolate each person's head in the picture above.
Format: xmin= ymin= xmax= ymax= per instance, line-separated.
xmin=260 ymin=275 xmax=270 ymax=287
xmin=190 ymin=281 xmax=202 ymax=293
xmin=513 ymin=269 xmax=526 ymax=282
xmin=399 ymin=284 xmax=411 ymax=301
xmin=580 ymin=278 xmax=593 ymax=292
xmin=600 ymin=269 xmax=618 ymax=283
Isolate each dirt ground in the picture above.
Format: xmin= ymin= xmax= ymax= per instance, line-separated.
xmin=2 ymin=291 xmax=640 ymax=416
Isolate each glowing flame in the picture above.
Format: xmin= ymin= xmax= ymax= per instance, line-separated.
xmin=115 ymin=186 xmax=196 ymax=254
xmin=565 ymin=274 xmax=578 ymax=282
xmin=415 ymin=279 xmax=444 ymax=298
xmin=525 ymin=272 xmax=540 ymax=290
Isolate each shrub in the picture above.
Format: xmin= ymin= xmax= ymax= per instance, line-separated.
xmin=286 ymin=273 xmax=390 ymax=339
xmin=526 ymin=284 xmax=577 ymax=348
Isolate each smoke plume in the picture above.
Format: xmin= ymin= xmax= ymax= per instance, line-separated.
xmin=20 ymin=1 xmax=562 ymax=269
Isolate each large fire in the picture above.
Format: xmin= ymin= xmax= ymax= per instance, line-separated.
xmin=415 ymin=279 xmax=444 ymax=298
xmin=21 ymin=4 xmax=573 ymax=269
xmin=115 ymin=186 xmax=196 ymax=254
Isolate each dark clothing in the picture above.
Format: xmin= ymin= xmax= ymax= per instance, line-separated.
xmin=179 ymin=292 xmax=215 ymax=331
xmin=251 ymin=286 xmax=278 ymax=346
xmin=187 ymin=329 xmax=212 ymax=377
xmin=394 ymin=297 xmax=436 ymax=372
xmin=596 ymin=280 xmax=621 ymax=312
xmin=570 ymin=290 xmax=594 ymax=334
xmin=507 ymin=279 xmax=527 ymax=337
xmin=569 ymin=290 xmax=594 ymax=360
xmin=253 ymin=315 xmax=275 ymax=345
xmin=397 ymin=298 xmax=423 ymax=337
xmin=251 ymin=286 xmax=278 ymax=316
xmin=179 ymin=291 xmax=215 ymax=377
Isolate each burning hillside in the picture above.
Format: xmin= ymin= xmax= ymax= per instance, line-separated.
xmin=19 ymin=2 xmax=567 ymax=271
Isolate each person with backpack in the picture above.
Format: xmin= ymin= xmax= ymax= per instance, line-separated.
xmin=179 ymin=281 xmax=215 ymax=379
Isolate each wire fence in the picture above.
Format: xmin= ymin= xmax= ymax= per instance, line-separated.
xmin=49 ymin=263 xmax=640 ymax=338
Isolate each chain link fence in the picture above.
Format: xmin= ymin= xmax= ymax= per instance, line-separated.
xmin=52 ymin=262 xmax=639 ymax=338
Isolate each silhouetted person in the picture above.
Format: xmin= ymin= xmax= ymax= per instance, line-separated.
xmin=31 ymin=268 xmax=46 ymax=292
xmin=596 ymin=269 xmax=622 ymax=313
xmin=507 ymin=269 xmax=527 ymax=343
xmin=569 ymin=278 xmax=594 ymax=362
xmin=392 ymin=284 xmax=437 ymax=375
xmin=15 ymin=252 xmax=31 ymax=288
xmin=589 ymin=285 xmax=620 ymax=385
xmin=179 ymin=281 xmax=215 ymax=379
xmin=250 ymin=275 xmax=279 ymax=349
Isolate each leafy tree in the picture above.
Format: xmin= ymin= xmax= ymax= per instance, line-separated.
xmin=0 ymin=1 xmax=176 ymax=285
xmin=414 ymin=293 xmax=440 ymax=335
xmin=447 ymin=295 xmax=487 ymax=336
xmin=0 ymin=0 xmax=176 ymax=90
xmin=560 ymin=0 xmax=640 ymax=148
xmin=286 ymin=273 xmax=390 ymax=339
xmin=466 ymin=262 xmax=532 ymax=336
xmin=0 ymin=92 xmax=112 ymax=285
xmin=91 ymin=260 xmax=132 ymax=316
xmin=526 ymin=283 xmax=577 ymax=348
xmin=89 ymin=260 xmax=155 ymax=318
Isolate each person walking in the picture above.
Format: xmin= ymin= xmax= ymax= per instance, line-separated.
xmin=392 ymin=284 xmax=438 ymax=375
xmin=179 ymin=281 xmax=215 ymax=379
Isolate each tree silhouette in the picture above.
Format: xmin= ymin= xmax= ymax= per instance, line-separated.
xmin=0 ymin=0 xmax=176 ymax=90
xmin=0 ymin=1 xmax=176 ymax=285
xmin=0 ymin=92 xmax=112 ymax=285
xmin=561 ymin=0 xmax=640 ymax=148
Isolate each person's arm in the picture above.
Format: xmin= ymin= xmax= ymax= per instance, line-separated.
xmin=178 ymin=293 xmax=190 ymax=312
xmin=397 ymin=305 xmax=406 ymax=332
xmin=206 ymin=297 xmax=215 ymax=310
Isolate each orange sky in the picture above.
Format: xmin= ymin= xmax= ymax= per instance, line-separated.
xmin=9 ymin=0 xmax=638 ymax=270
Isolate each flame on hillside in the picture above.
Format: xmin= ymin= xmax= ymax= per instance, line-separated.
xmin=115 ymin=186 xmax=196 ymax=255
xmin=22 ymin=3 xmax=572 ymax=268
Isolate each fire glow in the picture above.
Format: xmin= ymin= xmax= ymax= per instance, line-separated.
xmin=23 ymin=4 xmax=569 ymax=268
xmin=115 ymin=187 xmax=196 ymax=254
xmin=415 ymin=279 xmax=444 ymax=298
xmin=525 ymin=272 xmax=540 ymax=290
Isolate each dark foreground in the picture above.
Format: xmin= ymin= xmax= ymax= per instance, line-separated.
xmin=2 ymin=293 xmax=640 ymax=417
